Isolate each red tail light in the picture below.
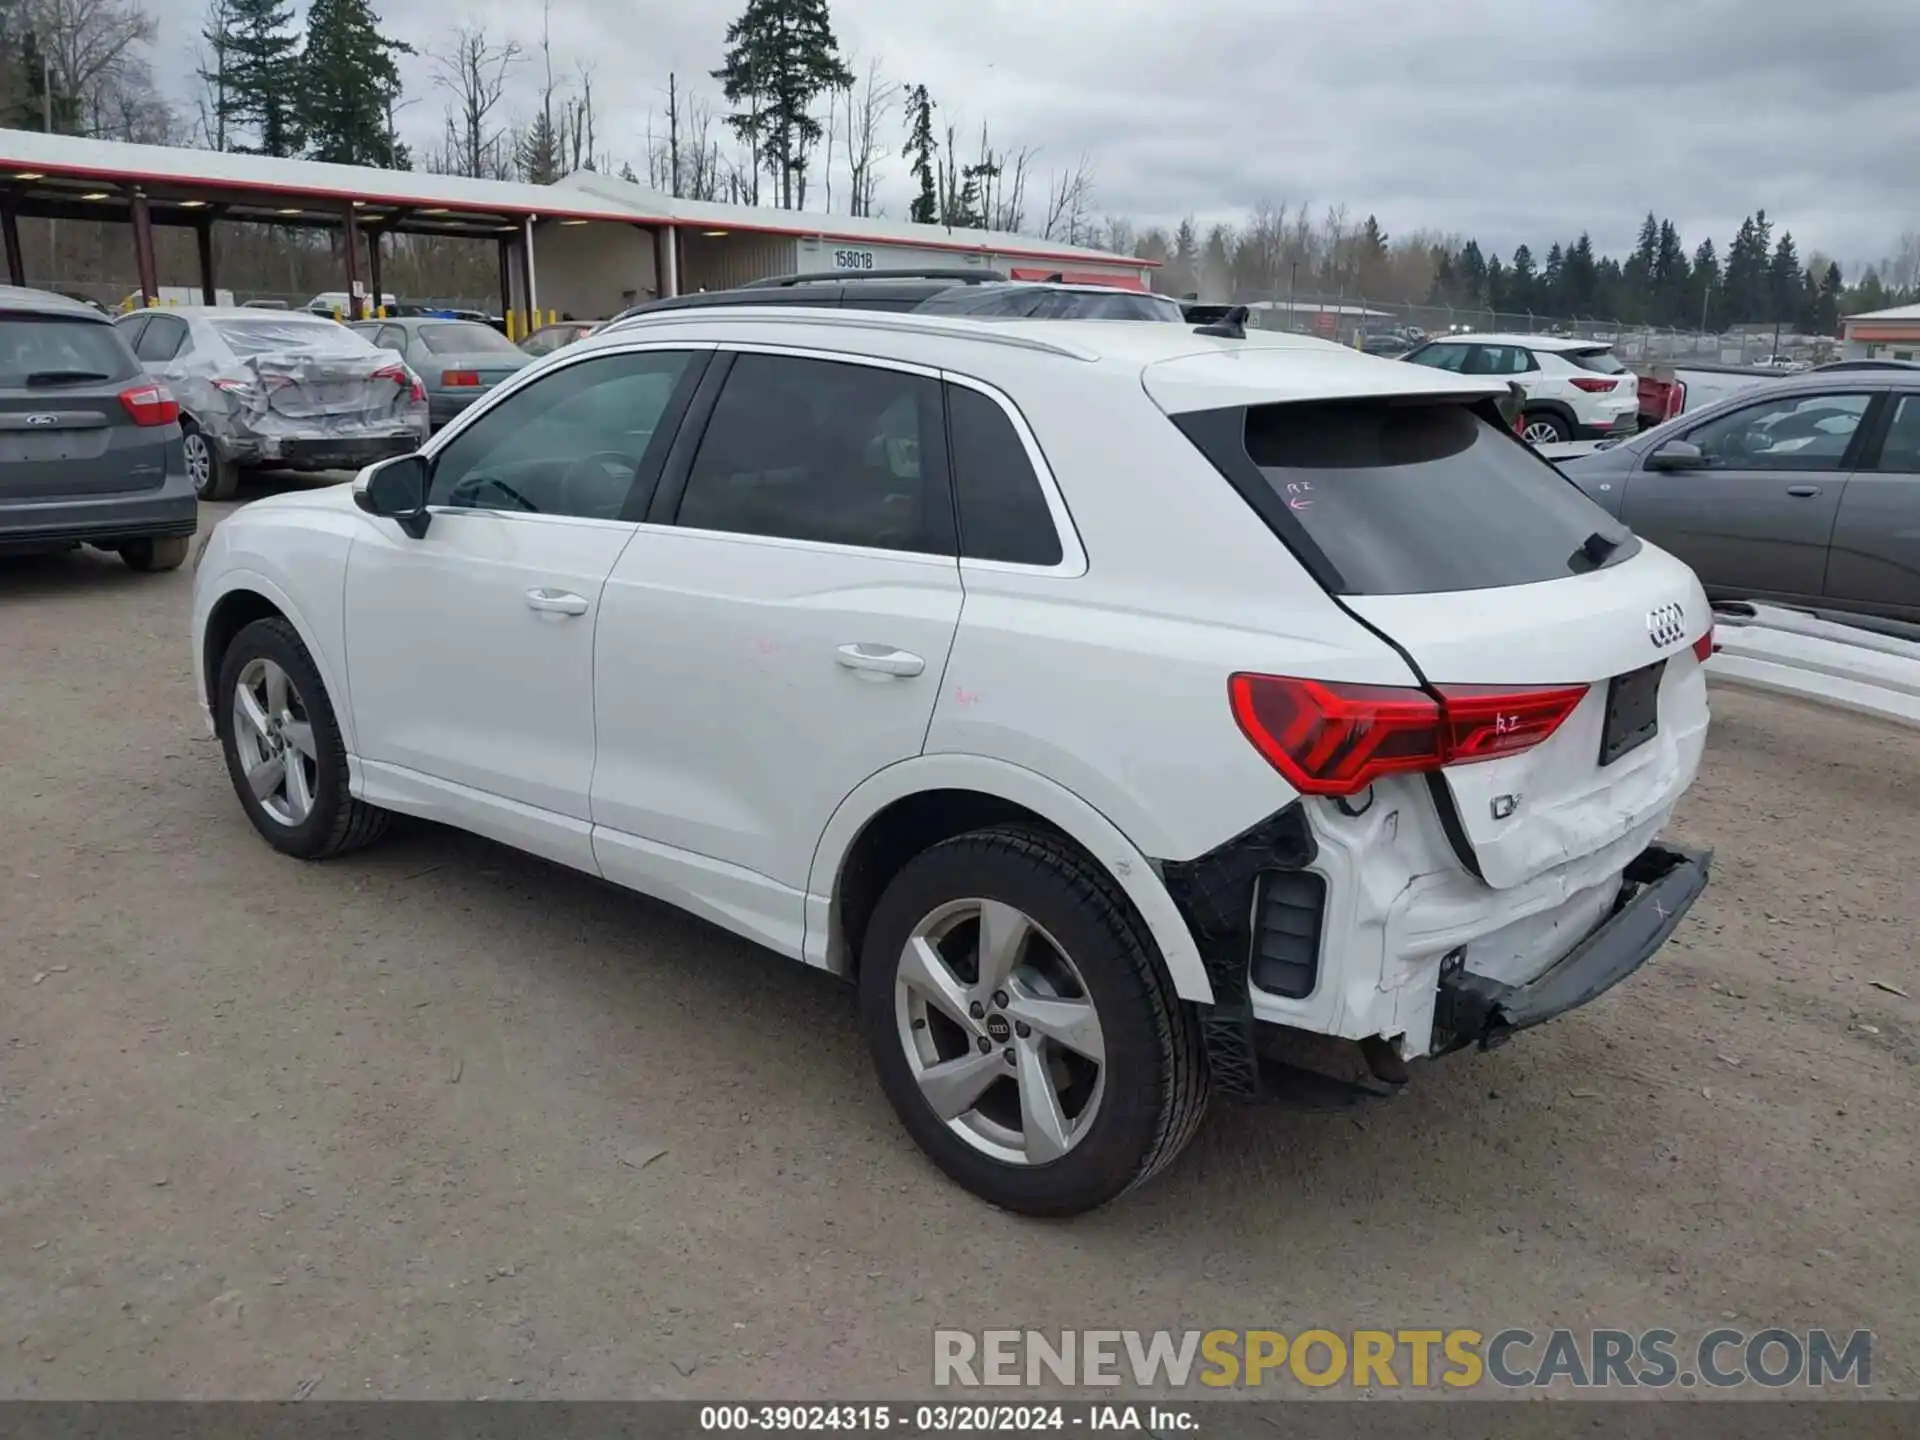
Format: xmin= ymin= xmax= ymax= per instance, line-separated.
xmin=374 ymin=363 xmax=426 ymax=402
xmin=1692 ymin=627 xmax=1716 ymax=662
xmin=1569 ymin=377 xmax=1622 ymax=393
xmin=1229 ymin=673 xmax=1590 ymax=797
xmin=119 ymin=381 xmax=180 ymax=426
xmin=1665 ymin=380 xmax=1686 ymax=421
xmin=442 ymin=369 xmax=480 ymax=387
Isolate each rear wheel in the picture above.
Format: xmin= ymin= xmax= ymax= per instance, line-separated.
xmin=216 ymin=617 xmax=389 ymax=859
xmin=120 ymin=536 xmax=189 ymax=572
xmin=182 ymin=420 xmax=239 ymax=501
xmin=858 ymin=825 xmax=1209 ymax=1216
xmin=1521 ymin=410 xmax=1571 ymax=445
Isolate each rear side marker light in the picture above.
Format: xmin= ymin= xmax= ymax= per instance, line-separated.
xmin=1570 ymin=377 xmax=1622 ymax=393
xmin=1229 ymin=673 xmax=1590 ymax=798
xmin=119 ymin=381 xmax=180 ymax=426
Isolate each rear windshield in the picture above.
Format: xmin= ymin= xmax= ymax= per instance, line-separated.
xmin=1212 ymin=399 xmax=1637 ymax=595
xmin=420 ymin=322 xmax=520 ymax=355
xmin=0 ymin=314 xmax=138 ymax=387
xmin=213 ymin=318 xmax=372 ymax=358
xmin=1565 ymin=347 xmax=1628 ymax=374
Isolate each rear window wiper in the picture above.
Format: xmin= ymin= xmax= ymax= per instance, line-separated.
xmin=25 ymin=369 xmax=114 ymax=385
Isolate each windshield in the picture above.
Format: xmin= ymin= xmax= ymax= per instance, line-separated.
xmin=213 ymin=318 xmax=373 ymax=358
xmin=420 ymin=322 xmax=521 ymax=356
xmin=0 ymin=315 xmax=138 ymax=386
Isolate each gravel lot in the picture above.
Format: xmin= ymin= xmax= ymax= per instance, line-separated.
xmin=2 ymin=478 xmax=1916 ymax=1400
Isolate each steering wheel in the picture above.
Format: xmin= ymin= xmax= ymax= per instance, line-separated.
xmin=557 ymin=451 xmax=640 ymax=517
xmin=452 ymin=473 xmax=541 ymax=513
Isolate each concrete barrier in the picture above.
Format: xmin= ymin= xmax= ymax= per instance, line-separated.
xmin=1706 ymin=603 xmax=1920 ymax=729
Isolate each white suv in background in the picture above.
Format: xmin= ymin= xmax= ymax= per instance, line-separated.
xmin=1403 ymin=333 xmax=1641 ymax=444
xmin=191 ymin=308 xmax=1714 ymax=1216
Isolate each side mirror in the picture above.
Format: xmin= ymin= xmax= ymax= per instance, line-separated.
xmin=1646 ymin=439 xmax=1706 ymax=472
xmin=352 ymin=453 xmax=431 ymax=538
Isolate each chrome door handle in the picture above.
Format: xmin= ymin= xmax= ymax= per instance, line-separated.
xmin=1785 ymin=485 xmax=1821 ymax=498
xmin=525 ymin=587 xmax=590 ymax=616
xmin=835 ymin=643 xmax=925 ymax=678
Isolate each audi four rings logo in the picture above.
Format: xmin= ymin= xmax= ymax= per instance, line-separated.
xmin=1647 ymin=602 xmax=1686 ymax=649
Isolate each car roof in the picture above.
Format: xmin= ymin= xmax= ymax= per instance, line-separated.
xmin=121 ymin=306 xmax=345 ymax=322
xmin=594 ymin=305 xmax=1513 ymax=410
xmin=0 ymin=283 xmax=114 ymax=321
xmin=1432 ymin=332 xmax=1612 ymax=352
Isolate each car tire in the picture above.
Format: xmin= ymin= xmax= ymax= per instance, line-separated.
xmin=1520 ymin=410 xmax=1572 ymax=445
xmin=858 ymin=824 xmax=1209 ymax=1216
xmin=215 ymin=617 xmax=389 ymax=860
xmin=183 ymin=420 xmax=240 ymax=501
xmin=120 ymin=536 xmax=190 ymax=572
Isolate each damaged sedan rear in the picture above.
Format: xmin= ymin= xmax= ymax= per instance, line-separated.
xmin=113 ymin=308 xmax=429 ymax=501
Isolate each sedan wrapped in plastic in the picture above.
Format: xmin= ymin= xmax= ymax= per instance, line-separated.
xmin=115 ymin=308 xmax=430 ymax=499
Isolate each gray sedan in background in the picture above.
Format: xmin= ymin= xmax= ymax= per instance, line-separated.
xmin=348 ymin=317 xmax=534 ymax=429
xmin=1555 ymin=369 xmax=1920 ymax=626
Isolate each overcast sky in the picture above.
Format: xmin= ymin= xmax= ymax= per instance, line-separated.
xmin=158 ymin=0 xmax=1920 ymax=267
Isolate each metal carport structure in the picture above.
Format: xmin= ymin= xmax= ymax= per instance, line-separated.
xmin=0 ymin=132 xmax=671 ymax=331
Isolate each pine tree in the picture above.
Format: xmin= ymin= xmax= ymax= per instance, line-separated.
xmin=1652 ymin=220 xmax=1690 ymax=327
xmin=217 ymin=0 xmax=303 ymax=156
xmin=1541 ymin=242 xmax=1565 ymax=314
xmin=1691 ymin=238 xmax=1721 ymax=330
xmin=1624 ymin=211 xmax=1659 ymax=321
xmin=1456 ymin=239 xmax=1486 ymax=307
xmin=903 ymin=84 xmax=936 ymax=225
xmin=1768 ymin=231 xmax=1802 ymax=323
xmin=1813 ymin=260 xmax=1844 ymax=335
xmin=517 ymin=111 xmax=562 ymax=184
xmin=299 ymin=0 xmax=412 ymax=167
xmin=1508 ymin=244 xmax=1537 ymax=313
xmin=712 ymin=0 xmax=853 ymax=210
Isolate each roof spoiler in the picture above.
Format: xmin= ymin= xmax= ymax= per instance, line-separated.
xmin=1193 ymin=304 xmax=1249 ymax=339
xmin=738 ymin=268 xmax=1006 ymax=288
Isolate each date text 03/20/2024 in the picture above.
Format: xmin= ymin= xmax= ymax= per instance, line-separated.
xmin=698 ymin=1404 xmax=1192 ymax=1432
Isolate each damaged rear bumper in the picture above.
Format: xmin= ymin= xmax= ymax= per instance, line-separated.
xmin=216 ymin=432 xmax=422 ymax=473
xmin=1431 ymin=843 xmax=1711 ymax=1054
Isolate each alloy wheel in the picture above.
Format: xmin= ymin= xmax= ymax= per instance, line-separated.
xmin=1522 ymin=419 xmax=1564 ymax=445
xmin=183 ymin=431 xmax=213 ymax=496
xmin=894 ymin=898 xmax=1106 ymax=1166
xmin=231 ymin=657 xmax=319 ymax=826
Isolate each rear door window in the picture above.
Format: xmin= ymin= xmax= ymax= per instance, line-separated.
xmin=1406 ymin=343 xmax=1469 ymax=372
xmin=1466 ymin=344 xmax=1535 ymax=375
xmin=1186 ymin=399 xmax=1638 ymax=595
xmin=134 ymin=314 xmax=188 ymax=362
xmin=0 ymin=315 xmax=140 ymax=385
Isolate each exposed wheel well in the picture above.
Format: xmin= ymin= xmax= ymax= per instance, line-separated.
xmin=202 ymin=589 xmax=286 ymax=728
xmin=834 ymin=787 xmax=1115 ymax=976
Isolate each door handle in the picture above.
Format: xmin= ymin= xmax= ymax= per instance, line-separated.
xmin=1786 ymin=485 xmax=1821 ymax=498
xmin=525 ymin=587 xmax=589 ymax=616
xmin=835 ymin=643 xmax=925 ymax=678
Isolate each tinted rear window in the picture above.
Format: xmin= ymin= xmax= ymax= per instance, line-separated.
xmin=1226 ymin=400 xmax=1636 ymax=595
xmin=946 ymin=383 xmax=1063 ymax=565
xmin=1565 ymin=347 xmax=1627 ymax=374
xmin=420 ymin=322 xmax=521 ymax=355
xmin=0 ymin=315 xmax=137 ymax=386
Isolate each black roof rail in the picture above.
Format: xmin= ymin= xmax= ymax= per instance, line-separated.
xmin=738 ymin=268 xmax=1006 ymax=288
xmin=1193 ymin=304 xmax=1249 ymax=339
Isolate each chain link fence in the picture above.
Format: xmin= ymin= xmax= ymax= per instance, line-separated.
xmin=1241 ymin=294 xmax=1840 ymax=369
xmin=30 ymin=278 xmax=499 ymax=317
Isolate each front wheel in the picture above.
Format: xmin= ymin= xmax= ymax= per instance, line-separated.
xmin=215 ymin=617 xmax=389 ymax=859
xmin=858 ymin=825 xmax=1209 ymax=1216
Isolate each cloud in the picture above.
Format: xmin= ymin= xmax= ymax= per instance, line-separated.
xmin=152 ymin=0 xmax=1920 ymax=266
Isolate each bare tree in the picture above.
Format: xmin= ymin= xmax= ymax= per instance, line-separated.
xmin=1040 ymin=155 xmax=1096 ymax=245
xmin=432 ymin=25 xmax=522 ymax=179
xmin=841 ymin=56 xmax=897 ymax=219
xmin=190 ymin=0 xmax=232 ymax=149
xmin=561 ymin=61 xmax=597 ymax=172
xmin=27 ymin=0 xmax=158 ymax=136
